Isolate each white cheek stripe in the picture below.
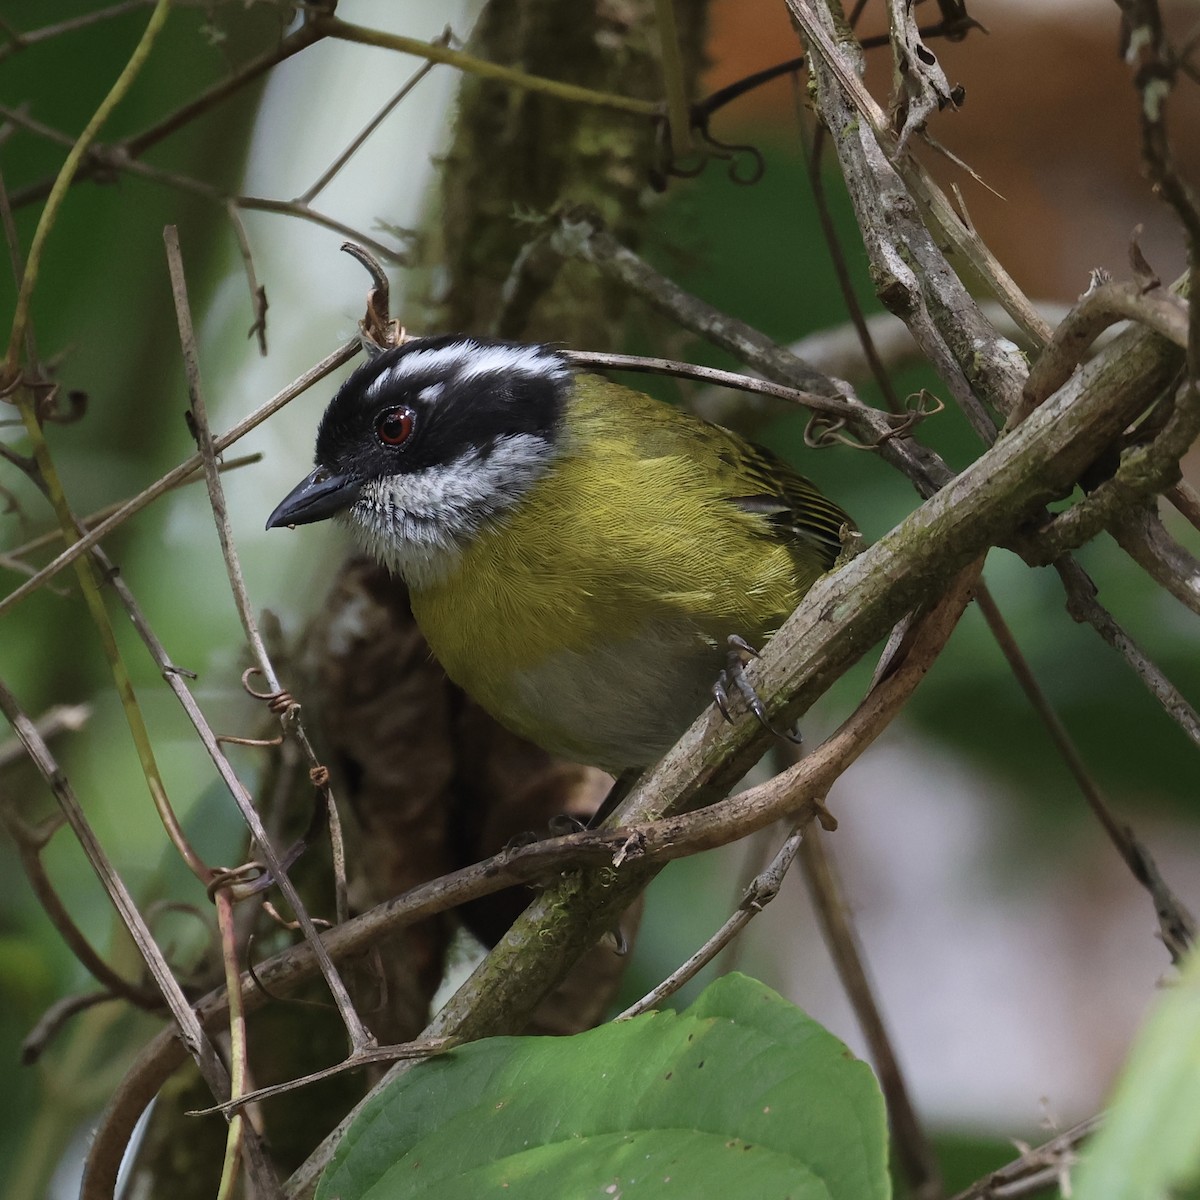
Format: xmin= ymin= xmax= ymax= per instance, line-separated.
xmin=347 ymin=433 xmax=556 ymax=588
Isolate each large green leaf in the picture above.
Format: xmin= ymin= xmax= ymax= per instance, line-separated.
xmin=1073 ymin=948 xmax=1200 ymax=1200
xmin=317 ymin=973 xmax=889 ymax=1200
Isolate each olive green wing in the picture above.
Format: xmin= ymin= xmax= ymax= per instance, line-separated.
xmin=575 ymin=375 xmax=853 ymax=569
xmin=719 ymin=435 xmax=853 ymax=571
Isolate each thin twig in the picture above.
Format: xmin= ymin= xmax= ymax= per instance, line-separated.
xmin=557 ymin=219 xmax=844 ymax=399
xmin=20 ymin=992 xmax=123 ymax=1065
xmin=553 ymin=214 xmax=956 ymax=498
xmin=1 ymin=453 xmax=262 ymax=566
xmin=0 ymin=104 xmax=74 ymax=149
xmin=782 ymin=302 xmax=1069 ymax=389
xmin=616 ymin=822 xmax=809 ymax=1019
xmin=0 ymin=702 xmax=91 ymax=769
xmin=5 ymin=0 xmax=170 ymax=372
xmin=1118 ymin=0 xmax=1200 ymax=256
xmin=0 ymin=340 xmax=359 ymax=616
xmin=947 ymin=1114 xmax=1101 ymax=1200
xmin=0 ymin=167 xmax=38 ymax=366
xmin=190 ymin=1038 xmax=456 ymax=1116
xmin=237 ymin=194 xmax=411 ymax=264
xmin=1110 ymin=504 xmax=1200 ymax=619
xmin=975 ymin=582 xmax=1195 ymax=961
xmin=90 ymin=550 xmax=308 ymax=907
xmin=0 ymin=677 xmax=282 ymax=1200
xmin=164 ymin=226 xmax=372 ymax=1051
xmin=317 ymin=16 xmax=658 ymax=118
xmin=798 ymin=100 xmax=904 ymax=414
xmin=799 ymin=827 xmax=942 ymax=1200
xmin=0 ymin=0 xmax=159 ymax=65
xmin=1027 ymin=380 xmax=1200 ymax=564
xmin=1054 ymin=556 xmax=1200 ymax=752
xmin=714 ymin=815 xmax=788 ymax=978
xmin=298 ymin=33 xmax=448 ymax=204
xmin=0 ymin=804 xmax=158 ymax=1007
xmin=654 ymin=0 xmax=693 ymax=160
xmin=566 ymin=348 xmax=913 ymax=429
xmin=214 ymin=889 xmax=248 ymax=1200
xmin=225 ymin=200 xmax=267 ymax=354
xmin=1167 ymin=481 xmax=1200 ymax=533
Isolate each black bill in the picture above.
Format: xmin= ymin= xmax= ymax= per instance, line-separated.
xmin=266 ymin=467 xmax=362 ymax=530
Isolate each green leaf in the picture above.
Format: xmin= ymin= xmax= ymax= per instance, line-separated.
xmin=1073 ymin=947 xmax=1200 ymax=1200
xmin=317 ymin=972 xmax=889 ymax=1200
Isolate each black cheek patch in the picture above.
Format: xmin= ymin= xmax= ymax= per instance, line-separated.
xmin=311 ymin=337 xmax=569 ymax=479
xmin=403 ymin=372 xmax=565 ymax=472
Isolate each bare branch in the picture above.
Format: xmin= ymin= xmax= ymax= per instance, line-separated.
xmin=317 ymin=15 xmax=658 ymax=119
xmin=0 ymin=677 xmax=281 ymax=1199
xmin=800 ymin=112 xmax=905 ymax=413
xmin=1167 ymin=480 xmax=1200 ymax=532
xmin=164 ymin=226 xmax=372 ymax=1052
xmin=21 ymin=992 xmax=121 ymax=1065
xmin=565 ymin=348 xmax=915 ymax=430
xmin=1016 ymin=277 xmax=1188 ymax=425
xmin=0 ymin=803 xmax=158 ymax=1008
xmin=1054 ymin=556 xmax=1200 ymax=752
xmin=975 ymin=583 xmax=1195 ymax=962
xmin=1110 ymin=504 xmax=1200 ymax=618
xmin=948 ymin=1115 xmax=1101 ymax=1200
xmin=616 ymin=822 xmax=808 ymax=1020
xmin=0 ymin=340 xmax=360 ymax=616
xmin=554 ymin=215 xmax=956 ymax=497
xmin=800 ymin=827 xmax=941 ymax=1199
xmin=0 ymin=0 xmax=162 ymax=65
xmin=0 ymin=702 xmax=90 ymax=768
xmin=1029 ymin=379 xmax=1200 ymax=562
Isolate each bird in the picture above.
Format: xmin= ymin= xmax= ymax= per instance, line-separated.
xmin=267 ymin=335 xmax=853 ymax=778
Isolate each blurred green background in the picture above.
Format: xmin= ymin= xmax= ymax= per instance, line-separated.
xmin=2 ymin=1 xmax=1198 ymax=1196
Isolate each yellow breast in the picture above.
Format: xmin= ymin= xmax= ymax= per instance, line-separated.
xmin=408 ymin=377 xmax=833 ymax=768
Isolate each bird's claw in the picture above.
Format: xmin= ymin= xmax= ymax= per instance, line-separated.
xmin=712 ymin=634 xmax=803 ymax=745
xmin=726 ymin=633 xmax=760 ymax=659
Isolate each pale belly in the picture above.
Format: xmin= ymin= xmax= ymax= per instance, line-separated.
xmin=484 ymin=621 xmax=726 ymax=774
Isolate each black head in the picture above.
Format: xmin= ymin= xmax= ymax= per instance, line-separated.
xmin=266 ymin=335 xmax=572 ymax=532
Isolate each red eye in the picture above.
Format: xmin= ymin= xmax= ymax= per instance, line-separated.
xmin=375 ymin=406 xmax=415 ymax=447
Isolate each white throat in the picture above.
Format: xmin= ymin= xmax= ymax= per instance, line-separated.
xmin=344 ymin=432 xmax=555 ymax=589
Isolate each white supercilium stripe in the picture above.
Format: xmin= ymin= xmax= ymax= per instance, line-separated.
xmin=370 ymin=341 xmax=569 ymax=399
xmin=456 ymin=343 xmax=566 ymax=382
